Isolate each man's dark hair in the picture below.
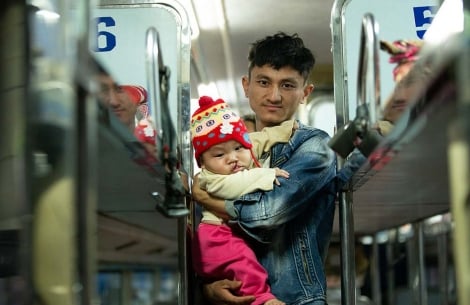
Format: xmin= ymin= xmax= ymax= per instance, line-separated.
xmin=247 ymin=32 xmax=315 ymax=82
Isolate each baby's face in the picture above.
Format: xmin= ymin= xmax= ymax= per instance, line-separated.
xmin=200 ymin=140 xmax=252 ymax=175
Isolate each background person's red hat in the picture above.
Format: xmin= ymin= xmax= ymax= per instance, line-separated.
xmin=122 ymin=85 xmax=148 ymax=105
xmin=380 ymin=40 xmax=423 ymax=81
xmin=190 ymin=96 xmax=252 ymax=167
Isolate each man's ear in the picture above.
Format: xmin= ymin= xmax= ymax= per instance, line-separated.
xmin=303 ymin=83 xmax=315 ymax=102
xmin=242 ymin=75 xmax=249 ymax=97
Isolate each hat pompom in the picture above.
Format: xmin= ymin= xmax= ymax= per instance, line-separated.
xmin=199 ymin=95 xmax=215 ymax=107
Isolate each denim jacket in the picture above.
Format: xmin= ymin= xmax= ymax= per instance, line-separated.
xmin=225 ymin=121 xmax=365 ymax=305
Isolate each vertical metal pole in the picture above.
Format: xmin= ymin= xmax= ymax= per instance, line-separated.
xmin=417 ymin=223 xmax=428 ymax=305
xmin=338 ymin=179 xmax=356 ymax=305
xmin=386 ymin=229 xmax=397 ymax=305
xmin=370 ymin=234 xmax=381 ymax=305
xmin=178 ymin=218 xmax=188 ymax=305
xmin=331 ymin=5 xmax=354 ymax=302
xmin=408 ymin=222 xmax=427 ymax=305
xmin=406 ymin=231 xmax=415 ymax=303
xmin=76 ymin=1 xmax=99 ymax=304
xmin=436 ymin=233 xmax=449 ymax=305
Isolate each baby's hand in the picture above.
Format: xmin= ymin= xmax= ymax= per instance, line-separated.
xmin=274 ymin=167 xmax=290 ymax=185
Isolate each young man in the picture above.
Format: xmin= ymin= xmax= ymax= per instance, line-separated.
xmin=192 ymin=32 xmax=365 ymax=305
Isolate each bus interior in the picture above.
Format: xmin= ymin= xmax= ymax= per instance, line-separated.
xmin=1 ymin=0 xmax=469 ymax=304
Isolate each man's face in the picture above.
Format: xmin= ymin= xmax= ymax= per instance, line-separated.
xmin=242 ymin=65 xmax=314 ymax=130
xmin=98 ymin=75 xmax=138 ymax=130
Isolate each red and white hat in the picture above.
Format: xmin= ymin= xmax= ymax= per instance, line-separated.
xmin=191 ymin=96 xmax=252 ymax=167
xmin=122 ymin=85 xmax=147 ymax=105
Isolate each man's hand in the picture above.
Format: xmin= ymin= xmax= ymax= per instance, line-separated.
xmin=191 ymin=173 xmax=211 ymax=203
xmin=203 ymin=279 xmax=255 ymax=305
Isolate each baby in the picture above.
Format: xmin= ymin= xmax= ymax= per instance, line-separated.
xmin=191 ymin=96 xmax=295 ymax=305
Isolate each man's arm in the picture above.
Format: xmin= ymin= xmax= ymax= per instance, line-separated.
xmin=336 ymin=148 xmax=367 ymax=188
xmin=226 ymin=128 xmax=337 ymax=230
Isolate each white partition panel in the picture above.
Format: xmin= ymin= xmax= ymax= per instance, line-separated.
xmin=92 ymin=3 xmax=186 ymax=129
xmin=334 ymin=0 xmax=440 ymax=122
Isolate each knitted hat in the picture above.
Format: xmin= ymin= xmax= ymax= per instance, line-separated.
xmin=191 ymin=96 xmax=252 ymax=166
xmin=122 ymin=85 xmax=147 ymax=105
xmin=380 ymin=40 xmax=423 ymax=81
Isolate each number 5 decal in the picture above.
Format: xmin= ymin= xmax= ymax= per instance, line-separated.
xmin=413 ymin=6 xmax=437 ymax=39
xmin=95 ymin=17 xmax=116 ymax=52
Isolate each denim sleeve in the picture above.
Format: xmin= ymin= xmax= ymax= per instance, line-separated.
xmin=226 ymin=129 xmax=337 ymax=231
xmin=336 ymin=148 xmax=367 ymax=189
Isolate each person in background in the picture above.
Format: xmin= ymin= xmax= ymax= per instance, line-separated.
xmin=241 ymin=113 xmax=257 ymax=132
xmin=97 ymin=74 xmax=140 ymax=131
xmin=191 ymin=95 xmax=292 ymax=305
xmin=376 ymin=40 xmax=428 ymax=136
xmin=97 ymin=73 xmax=158 ymax=146
xmin=97 ymin=73 xmax=162 ymax=164
xmin=121 ymin=85 xmax=148 ymax=119
xmin=192 ymin=32 xmax=366 ymax=305
xmin=97 ymin=72 xmax=188 ymax=217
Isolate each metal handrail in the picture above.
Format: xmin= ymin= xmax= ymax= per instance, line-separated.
xmin=145 ymin=26 xmax=189 ymax=218
xmin=145 ymin=27 xmax=163 ymax=142
xmin=357 ymin=13 xmax=381 ymax=125
xmin=328 ymin=13 xmax=382 ymax=159
xmin=328 ymin=13 xmax=383 ymax=305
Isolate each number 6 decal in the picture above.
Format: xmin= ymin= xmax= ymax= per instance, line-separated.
xmin=95 ymin=17 xmax=116 ymax=52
